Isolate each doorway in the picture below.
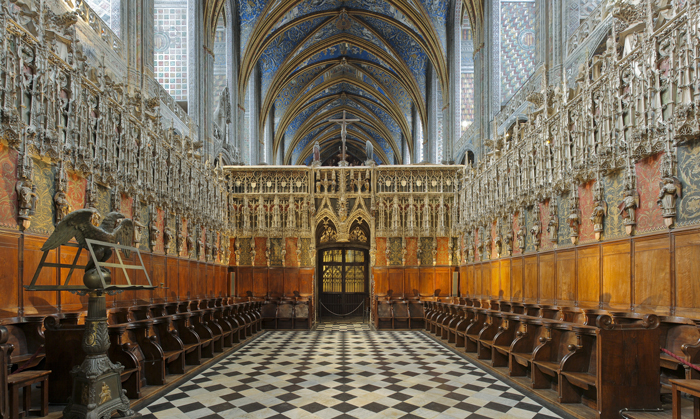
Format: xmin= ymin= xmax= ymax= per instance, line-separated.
xmin=318 ymin=247 xmax=369 ymax=319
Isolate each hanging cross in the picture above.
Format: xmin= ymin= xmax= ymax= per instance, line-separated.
xmin=329 ymin=111 xmax=359 ymax=166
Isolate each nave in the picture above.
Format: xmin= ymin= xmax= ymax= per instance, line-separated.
xmin=138 ymin=323 xmax=563 ymax=419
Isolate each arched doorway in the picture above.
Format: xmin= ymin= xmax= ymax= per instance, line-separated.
xmin=316 ymin=217 xmax=370 ymax=319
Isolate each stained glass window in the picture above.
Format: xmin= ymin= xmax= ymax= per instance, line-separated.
xmin=85 ymin=0 xmax=121 ymax=37
xmin=500 ymin=0 xmax=537 ymax=104
xmin=212 ymin=15 xmax=228 ymax=107
xmin=460 ymin=21 xmax=474 ymax=134
xmin=154 ymin=0 xmax=188 ymax=102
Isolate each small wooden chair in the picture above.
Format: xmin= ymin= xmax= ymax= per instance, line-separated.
xmin=7 ymin=370 xmax=51 ymax=419
xmin=2 ymin=325 xmax=51 ymax=419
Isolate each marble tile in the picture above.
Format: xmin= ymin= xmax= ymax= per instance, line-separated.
xmin=139 ymin=327 xmax=562 ymax=419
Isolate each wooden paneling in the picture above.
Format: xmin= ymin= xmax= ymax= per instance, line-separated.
xmin=577 ymin=246 xmax=600 ymax=307
xmin=490 ymin=262 xmax=499 ymax=300
xmin=434 ymin=267 xmax=452 ymax=296
xmin=556 ymin=250 xmax=576 ymax=304
xmin=178 ymin=258 xmax=190 ymax=300
xmin=459 ymin=267 xmax=468 ymax=297
xmin=237 ymin=267 xmax=253 ymax=296
xmin=419 ymin=268 xmax=434 ymax=296
xmin=388 ymin=269 xmax=404 ymax=295
xmin=22 ymin=235 xmax=58 ymax=315
xmin=539 ymin=253 xmax=555 ymax=303
xmin=405 ymin=268 xmax=420 ymax=297
xmin=268 ymin=268 xmax=284 ymax=297
xmin=373 ymin=268 xmax=389 ymax=295
xmin=480 ymin=264 xmax=490 ymax=298
xmin=675 ymin=231 xmax=700 ymax=317
xmin=602 ymin=241 xmax=632 ymax=308
xmin=58 ymin=244 xmax=89 ymax=312
xmin=166 ymin=258 xmax=178 ymax=301
xmin=511 ymin=258 xmax=523 ymax=301
xmin=150 ymin=255 xmax=166 ymax=302
xmin=299 ymin=268 xmax=314 ymax=295
xmin=499 ymin=260 xmax=510 ymax=300
xmin=284 ymin=268 xmax=299 ymax=295
xmin=253 ymin=268 xmax=268 ymax=297
xmin=523 ymin=256 xmax=538 ymax=303
xmin=634 ymin=236 xmax=671 ymax=313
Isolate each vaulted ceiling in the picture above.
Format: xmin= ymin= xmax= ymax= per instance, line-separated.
xmin=229 ymin=0 xmax=452 ymax=165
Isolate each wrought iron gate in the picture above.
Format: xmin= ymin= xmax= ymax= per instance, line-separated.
xmin=319 ymin=248 xmax=368 ymax=317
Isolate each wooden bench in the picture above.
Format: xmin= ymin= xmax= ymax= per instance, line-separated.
xmin=407 ymin=300 xmax=424 ymax=330
xmin=376 ymin=300 xmax=393 ymax=330
xmin=293 ymin=300 xmax=311 ymax=330
xmin=2 ymin=325 xmax=51 ymax=419
xmin=671 ymin=379 xmax=700 ymax=419
xmin=3 ymin=318 xmax=46 ymax=373
xmin=659 ymin=317 xmax=700 ymax=391
xmin=392 ymin=301 xmax=410 ymax=329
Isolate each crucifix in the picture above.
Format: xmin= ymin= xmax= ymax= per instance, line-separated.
xmin=329 ymin=111 xmax=359 ymax=166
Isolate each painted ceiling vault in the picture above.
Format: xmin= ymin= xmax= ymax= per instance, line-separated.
xmin=232 ymin=0 xmax=451 ymax=165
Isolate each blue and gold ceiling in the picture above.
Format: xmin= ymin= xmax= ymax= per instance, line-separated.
xmin=230 ymin=0 xmax=451 ymax=165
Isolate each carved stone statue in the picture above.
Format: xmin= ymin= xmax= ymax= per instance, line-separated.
xmin=619 ymin=185 xmax=640 ymax=234
xmin=16 ymin=178 xmax=37 ymax=230
xmin=212 ymin=86 xmax=231 ymax=143
xmin=657 ymin=175 xmax=682 ymax=228
xmin=530 ymin=205 xmax=541 ymax=250
xmin=568 ymin=195 xmax=580 ymax=244
xmin=590 ymin=192 xmax=607 ymax=241
xmin=547 ymin=199 xmax=558 ymax=243
xmin=312 ymin=141 xmax=321 ymax=166
xmin=54 ymin=189 xmax=71 ymax=224
xmin=163 ymin=221 xmax=173 ymax=254
xmin=148 ymin=219 xmax=160 ymax=252
xmin=516 ymin=214 xmax=526 ymax=252
xmin=365 ymin=140 xmax=374 ymax=166
xmin=176 ymin=219 xmax=184 ymax=255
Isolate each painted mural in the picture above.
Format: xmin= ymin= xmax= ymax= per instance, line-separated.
xmin=677 ymin=141 xmax=700 ymax=227
xmin=29 ymin=160 xmax=56 ymax=235
xmin=636 ymin=153 xmax=665 ymax=233
xmin=0 ymin=144 xmax=18 ymax=228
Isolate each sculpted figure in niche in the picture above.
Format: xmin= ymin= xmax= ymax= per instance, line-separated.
xmin=365 ymin=140 xmax=374 ymax=165
xmin=54 ymin=189 xmax=71 ymax=224
xmin=590 ymin=194 xmax=607 ymax=240
xmin=163 ymin=222 xmax=173 ymax=253
xmin=148 ymin=219 xmax=160 ymax=252
xmin=619 ymin=185 xmax=640 ymax=229
xmin=516 ymin=218 xmax=525 ymax=252
xmin=176 ymin=220 xmax=184 ymax=255
xmin=16 ymin=178 xmax=38 ymax=230
xmin=657 ymin=175 xmax=682 ymax=228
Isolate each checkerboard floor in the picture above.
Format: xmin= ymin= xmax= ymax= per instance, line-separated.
xmin=139 ymin=329 xmax=563 ymax=419
xmin=315 ymin=322 xmax=372 ymax=331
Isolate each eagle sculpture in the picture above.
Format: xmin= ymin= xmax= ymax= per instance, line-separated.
xmin=41 ymin=208 xmax=135 ymax=272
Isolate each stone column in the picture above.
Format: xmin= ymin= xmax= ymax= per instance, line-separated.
xmin=264 ymin=106 xmax=274 ymax=164
xmin=187 ymin=0 xmax=204 ymax=144
xmin=411 ymin=104 xmax=423 ymax=164
xmin=248 ymin=64 xmax=261 ymax=164
xmin=225 ymin=3 xmax=240 ymax=160
xmin=124 ymin=0 xmax=154 ymax=93
xmin=445 ymin=0 xmax=462 ymax=164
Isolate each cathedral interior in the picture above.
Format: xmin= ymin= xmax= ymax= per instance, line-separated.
xmin=1 ymin=0 xmax=700 ymax=418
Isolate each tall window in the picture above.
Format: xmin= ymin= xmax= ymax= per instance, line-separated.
xmin=85 ymin=0 xmax=121 ymax=37
xmin=212 ymin=15 xmax=227 ymax=105
xmin=500 ymin=0 xmax=536 ymax=104
xmin=460 ymin=21 xmax=475 ymax=133
xmin=154 ymin=0 xmax=188 ymax=103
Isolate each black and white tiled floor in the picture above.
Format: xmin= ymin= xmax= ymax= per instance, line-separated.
xmin=140 ymin=328 xmax=562 ymax=419
xmin=315 ymin=322 xmax=372 ymax=331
